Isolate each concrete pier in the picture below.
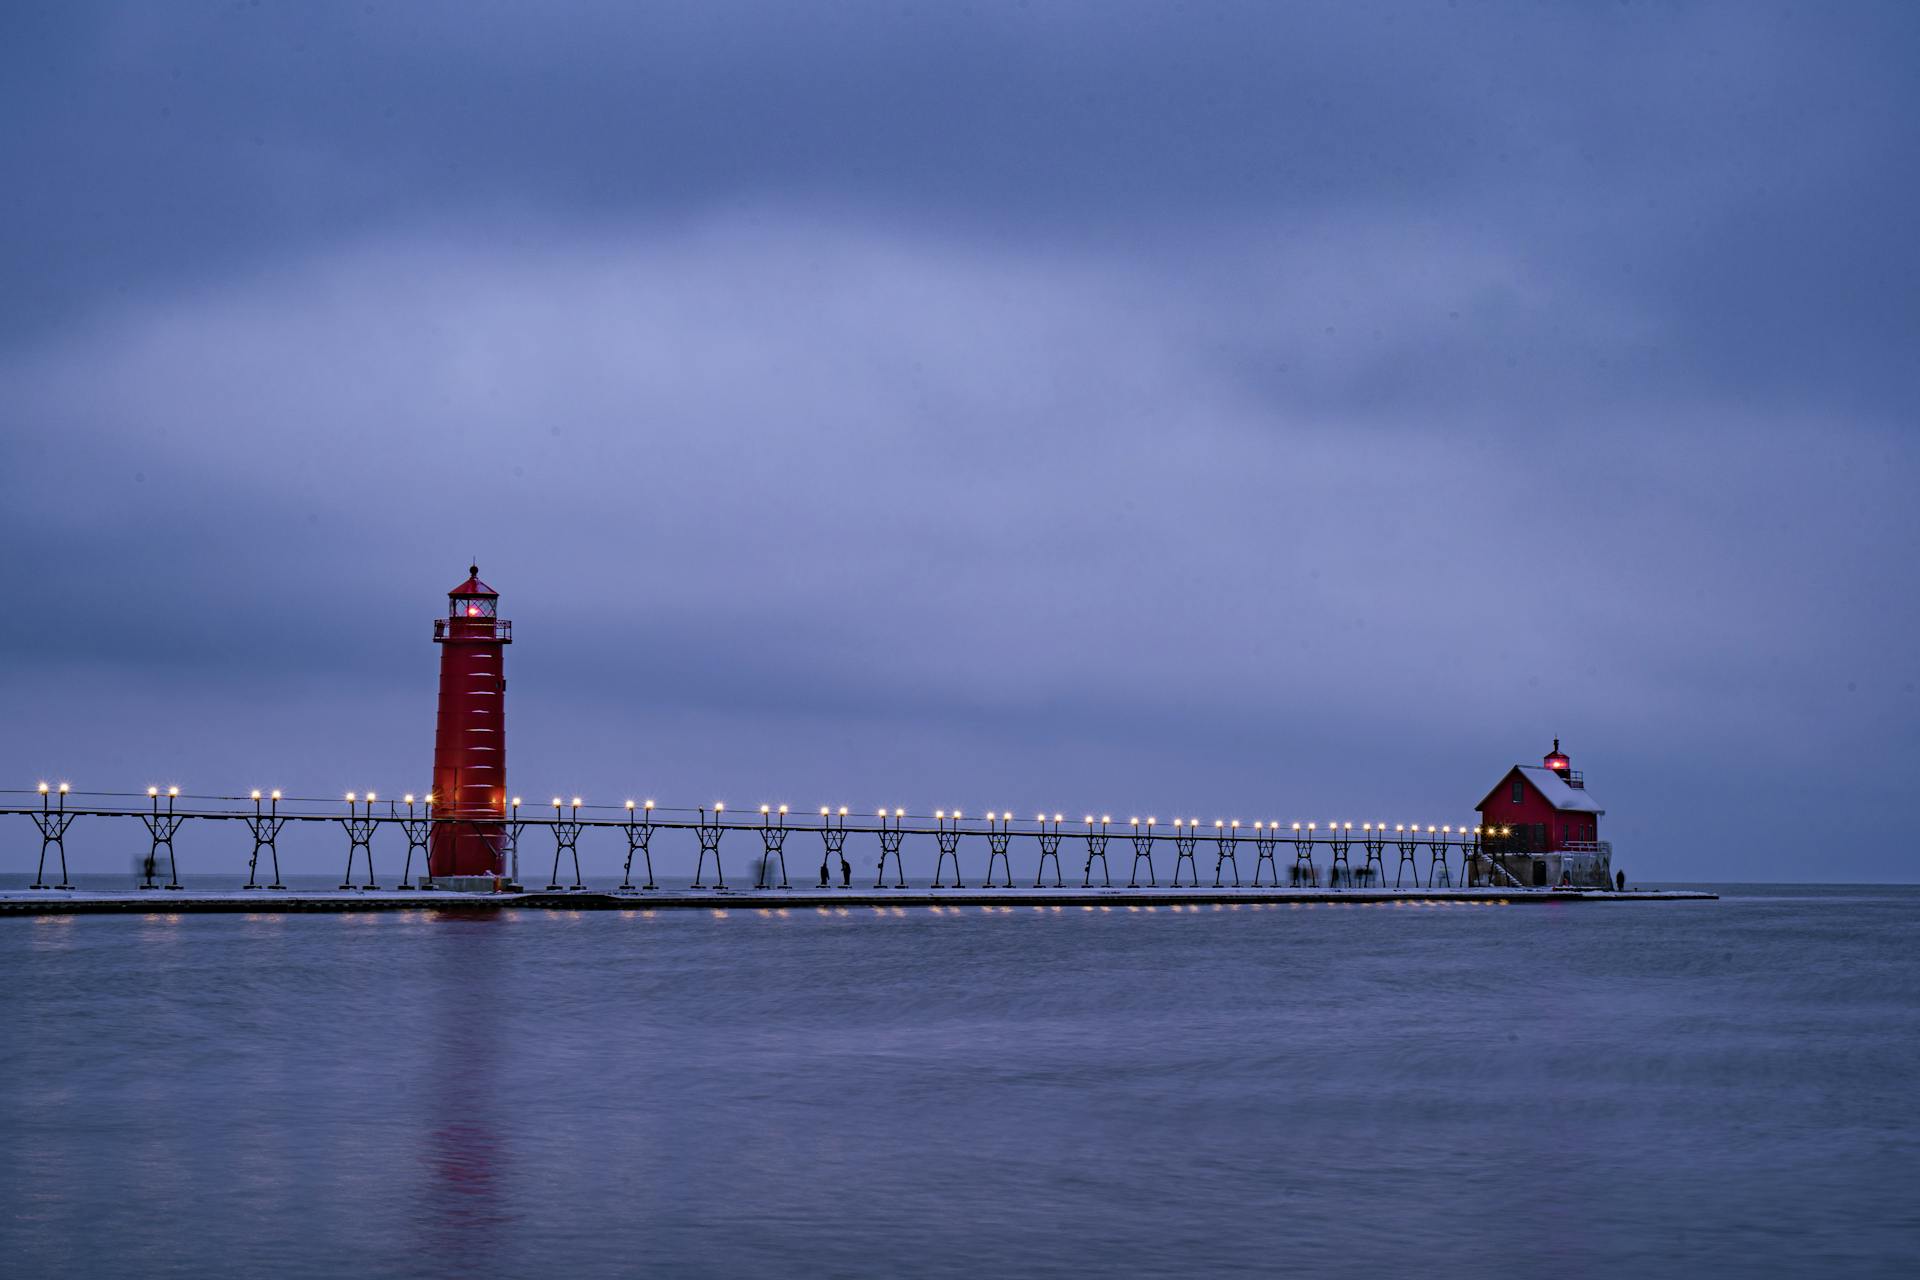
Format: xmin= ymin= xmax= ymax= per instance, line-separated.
xmin=0 ymin=885 xmax=1714 ymax=916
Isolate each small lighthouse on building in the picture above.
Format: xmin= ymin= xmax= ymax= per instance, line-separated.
xmin=427 ymin=566 xmax=512 ymax=886
xmin=1472 ymin=739 xmax=1611 ymax=888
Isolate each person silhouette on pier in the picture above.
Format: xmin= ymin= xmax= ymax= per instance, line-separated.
xmin=1616 ymin=869 xmax=1626 ymax=892
xmin=839 ymin=852 xmax=852 ymax=888
xmin=819 ymin=858 xmax=830 ymax=888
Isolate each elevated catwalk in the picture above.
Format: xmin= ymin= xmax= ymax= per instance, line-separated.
xmin=3 ymin=793 xmax=1615 ymax=896
xmin=0 ymin=885 xmax=1715 ymax=916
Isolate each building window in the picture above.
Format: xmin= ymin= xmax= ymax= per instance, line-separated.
xmin=1512 ymin=780 xmax=1523 ymax=804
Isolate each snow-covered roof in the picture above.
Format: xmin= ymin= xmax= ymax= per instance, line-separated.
xmin=1516 ymin=765 xmax=1605 ymax=814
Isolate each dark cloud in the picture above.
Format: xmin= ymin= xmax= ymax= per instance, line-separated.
xmin=2 ymin=1 xmax=1915 ymax=881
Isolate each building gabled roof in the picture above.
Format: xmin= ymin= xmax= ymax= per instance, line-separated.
xmin=449 ymin=564 xmax=496 ymax=597
xmin=1518 ymin=766 xmax=1604 ymax=813
xmin=1476 ymin=765 xmax=1606 ymax=815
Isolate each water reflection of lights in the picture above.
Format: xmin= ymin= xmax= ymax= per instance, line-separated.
xmin=27 ymin=914 xmax=78 ymax=952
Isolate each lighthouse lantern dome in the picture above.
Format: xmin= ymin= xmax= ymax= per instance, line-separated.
xmin=449 ymin=564 xmax=498 ymax=619
xmin=1543 ymin=738 xmax=1571 ymax=773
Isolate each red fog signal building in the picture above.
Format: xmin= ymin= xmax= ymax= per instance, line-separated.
xmin=1473 ymin=739 xmax=1611 ymax=888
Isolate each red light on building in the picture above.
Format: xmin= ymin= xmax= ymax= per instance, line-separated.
xmin=428 ymin=565 xmax=512 ymax=882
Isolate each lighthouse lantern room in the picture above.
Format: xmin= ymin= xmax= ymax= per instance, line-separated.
xmin=427 ymin=566 xmax=513 ymax=886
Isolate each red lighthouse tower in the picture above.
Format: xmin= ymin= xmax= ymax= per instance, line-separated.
xmin=427 ymin=566 xmax=513 ymax=884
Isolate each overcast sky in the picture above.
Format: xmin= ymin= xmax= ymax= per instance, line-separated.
xmin=3 ymin=1 xmax=1915 ymax=882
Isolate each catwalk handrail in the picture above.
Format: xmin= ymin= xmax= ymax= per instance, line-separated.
xmin=0 ymin=795 xmax=1491 ymax=845
xmin=431 ymin=619 xmax=512 ymax=641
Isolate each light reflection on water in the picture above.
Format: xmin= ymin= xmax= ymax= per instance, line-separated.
xmin=1 ymin=886 xmax=1917 ymax=1278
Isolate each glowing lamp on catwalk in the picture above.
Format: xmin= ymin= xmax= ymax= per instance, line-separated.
xmin=427 ymin=565 xmax=513 ymax=880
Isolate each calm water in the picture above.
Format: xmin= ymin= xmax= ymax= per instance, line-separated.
xmin=2 ymin=886 xmax=1916 ymax=1277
